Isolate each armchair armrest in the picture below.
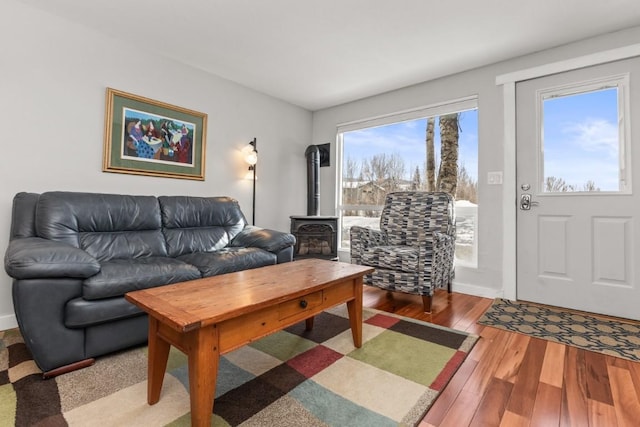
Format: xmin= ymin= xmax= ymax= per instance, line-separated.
xmin=229 ymin=226 xmax=296 ymax=253
xmin=350 ymin=226 xmax=387 ymax=264
xmin=431 ymin=231 xmax=456 ymax=287
xmin=5 ymin=237 xmax=100 ymax=280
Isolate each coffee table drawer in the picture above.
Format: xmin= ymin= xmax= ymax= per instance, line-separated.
xmin=279 ymin=290 xmax=324 ymax=320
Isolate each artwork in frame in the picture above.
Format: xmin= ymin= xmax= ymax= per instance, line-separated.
xmin=103 ymin=88 xmax=207 ymax=180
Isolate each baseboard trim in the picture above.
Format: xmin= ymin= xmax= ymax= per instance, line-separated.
xmin=452 ymin=281 xmax=501 ymax=299
xmin=0 ymin=314 xmax=18 ymax=331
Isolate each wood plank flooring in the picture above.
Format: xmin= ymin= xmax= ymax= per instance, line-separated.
xmin=362 ymin=287 xmax=640 ymax=427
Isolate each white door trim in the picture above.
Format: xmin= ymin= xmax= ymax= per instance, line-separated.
xmin=496 ymin=44 xmax=640 ymax=85
xmin=496 ymin=43 xmax=640 ymax=301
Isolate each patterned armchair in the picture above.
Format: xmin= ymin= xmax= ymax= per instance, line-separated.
xmin=350 ymin=191 xmax=455 ymax=312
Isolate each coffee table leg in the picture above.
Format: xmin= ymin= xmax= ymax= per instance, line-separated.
xmin=187 ymin=325 xmax=220 ymax=427
xmin=305 ymin=317 xmax=314 ymax=330
xmin=346 ymin=277 xmax=364 ymax=347
xmin=148 ymin=317 xmax=171 ymax=405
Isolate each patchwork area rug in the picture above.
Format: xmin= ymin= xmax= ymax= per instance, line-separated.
xmin=479 ymin=298 xmax=640 ymax=362
xmin=1 ymin=306 xmax=477 ymax=426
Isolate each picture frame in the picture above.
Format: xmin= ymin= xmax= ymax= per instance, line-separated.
xmin=103 ymin=88 xmax=207 ymax=180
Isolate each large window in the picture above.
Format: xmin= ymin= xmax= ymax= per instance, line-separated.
xmin=338 ymin=99 xmax=479 ymax=267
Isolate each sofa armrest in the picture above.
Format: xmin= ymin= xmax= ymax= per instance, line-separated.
xmin=5 ymin=237 xmax=101 ymax=280
xmin=229 ymin=226 xmax=296 ymax=253
xmin=349 ymin=226 xmax=387 ymax=264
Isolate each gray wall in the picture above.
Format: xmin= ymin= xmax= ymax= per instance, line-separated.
xmin=0 ymin=0 xmax=312 ymax=328
xmin=312 ymin=25 xmax=640 ymax=298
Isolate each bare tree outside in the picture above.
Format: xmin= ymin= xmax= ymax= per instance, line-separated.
xmin=411 ymin=166 xmax=421 ymax=190
xmin=436 ymin=113 xmax=459 ymax=195
xmin=582 ymin=180 xmax=600 ymax=191
xmin=345 ymin=156 xmax=359 ymax=181
xmin=362 ymin=153 xmax=405 ymax=183
xmin=457 ymin=164 xmax=478 ymax=203
xmin=545 ymin=176 xmax=601 ymax=192
xmin=426 ymin=117 xmax=436 ymax=191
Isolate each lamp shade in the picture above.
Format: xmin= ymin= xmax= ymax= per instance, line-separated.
xmin=245 ymin=151 xmax=258 ymax=165
xmin=243 ymin=138 xmax=258 ymax=165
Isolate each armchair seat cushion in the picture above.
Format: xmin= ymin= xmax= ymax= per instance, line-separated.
xmin=178 ymin=247 xmax=276 ymax=277
xmin=82 ymin=257 xmax=201 ymax=300
xmin=361 ymin=245 xmax=419 ymax=273
xmin=365 ymin=268 xmax=427 ymax=294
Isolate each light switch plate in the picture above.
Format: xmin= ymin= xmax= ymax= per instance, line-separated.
xmin=488 ymin=171 xmax=503 ymax=185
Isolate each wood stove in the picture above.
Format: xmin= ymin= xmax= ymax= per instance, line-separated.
xmin=290 ymin=215 xmax=338 ymax=261
xmin=290 ymin=144 xmax=338 ymax=260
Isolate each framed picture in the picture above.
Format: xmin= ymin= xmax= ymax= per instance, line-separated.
xmin=103 ymin=88 xmax=207 ymax=180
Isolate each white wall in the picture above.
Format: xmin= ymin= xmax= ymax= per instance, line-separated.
xmin=0 ymin=0 xmax=312 ymax=329
xmin=312 ymin=25 xmax=640 ymax=299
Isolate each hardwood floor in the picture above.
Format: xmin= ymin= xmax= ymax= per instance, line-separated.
xmin=362 ymin=287 xmax=640 ymax=427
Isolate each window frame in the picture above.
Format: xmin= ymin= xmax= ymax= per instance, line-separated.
xmin=336 ymin=96 xmax=479 ymax=268
xmin=535 ymin=74 xmax=631 ymax=195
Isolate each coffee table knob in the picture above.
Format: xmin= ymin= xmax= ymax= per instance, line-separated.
xmin=299 ymin=300 xmax=308 ymax=309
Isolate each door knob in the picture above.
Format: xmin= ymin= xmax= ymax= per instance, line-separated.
xmin=519 ymin=193 xmax=539 ymax=210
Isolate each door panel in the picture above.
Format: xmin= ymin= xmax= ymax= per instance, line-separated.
xmin=592 ymin=217 xmax=632 ymax=285
xmin=538 ymin=215 xmax=569 ymax=277
xmin=516 ymin=57 xmax=640 ymax=320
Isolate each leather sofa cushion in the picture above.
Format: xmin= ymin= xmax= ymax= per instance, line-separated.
xmin=65 ymin=296 xmax=143 ymax=328
xmin=83 ymin=257 xmax=201 ymax=300
xmin=36 ymin=192 xmax=167 ymax=262
xmin=178 ymin=247 xmax=276 ymax=277
xmin=361 ymin=245 xmax=420 ymax=273
xmin=159 ymin=196 xmax=246 ymax=257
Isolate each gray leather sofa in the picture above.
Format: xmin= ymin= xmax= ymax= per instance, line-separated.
xmin=4 ymin=191 xmax=295 ymax=376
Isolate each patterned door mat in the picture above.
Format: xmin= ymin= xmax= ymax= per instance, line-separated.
xmin=478 ymin=298 xmax=640 ymax=362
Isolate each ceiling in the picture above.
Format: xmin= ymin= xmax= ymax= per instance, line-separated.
xmin=21 ymin=0 xmax=640 ymax=110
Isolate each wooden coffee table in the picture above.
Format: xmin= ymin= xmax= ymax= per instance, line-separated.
xmin=125 ymin=259 xmax=374 ymax=427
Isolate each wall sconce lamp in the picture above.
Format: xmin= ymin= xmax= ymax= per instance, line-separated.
xmin=245 ymin=138 xmax=258 ymax=225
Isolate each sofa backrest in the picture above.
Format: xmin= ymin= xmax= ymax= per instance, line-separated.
xmin=159 ymin=196 xmax=247 ymax=257
xmin=10 ymin=192 xmax=40 ymax=239
xmin=35 ymin=192 xmax=167 ymax=262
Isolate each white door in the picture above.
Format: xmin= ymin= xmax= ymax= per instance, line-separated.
xmin=516 ymin=57 xmax=640 ymax=320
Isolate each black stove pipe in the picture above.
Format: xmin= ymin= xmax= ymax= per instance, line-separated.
xmin=305 ymin=145 xmax=320 ymax=216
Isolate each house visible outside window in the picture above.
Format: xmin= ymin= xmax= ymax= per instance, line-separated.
xmin=337 ymin=98 xmax=479 ymax=267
